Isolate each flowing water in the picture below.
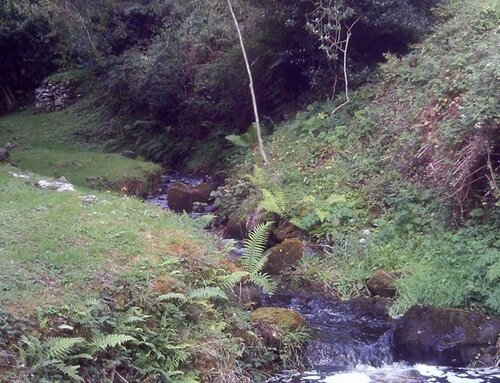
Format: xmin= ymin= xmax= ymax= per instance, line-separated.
xmin=147 ymin=174 xmax=500 ymax=383
xmin=263 ymin=293 xmax=500 ymax=383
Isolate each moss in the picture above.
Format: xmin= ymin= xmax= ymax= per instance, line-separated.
xmin=264 ymin=238 xmax=303 ymax=275
xmin=250 ymin=307 xmax=306 ymax=330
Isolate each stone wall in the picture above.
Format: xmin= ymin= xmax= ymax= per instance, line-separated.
xmin=35 ymin=79 xmax=80 ymax=112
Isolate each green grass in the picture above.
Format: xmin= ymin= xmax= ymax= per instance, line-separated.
xmin=0 ymin=105 xmax=161 ymax=191
xmin=0 ymin=165 xmax=218 ymax=315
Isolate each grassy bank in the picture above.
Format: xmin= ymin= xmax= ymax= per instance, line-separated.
xmin=0 ymin=105 xmax=291 ymax=381
xmin=0 ymin=164 xmax=286 ymax=382
xmin=0 ymin=104 xmax=161 ymax=194
xmin=0 ymin=165 xmax=217 ymax=315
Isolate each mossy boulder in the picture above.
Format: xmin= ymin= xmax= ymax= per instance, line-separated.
xmin=264 ymin=238 xmax=303 ymax=275
xmin=225 ymin=212 xmax=248 ymax=240
xmin=271 ymin=220 xmax=302 ymax=243
xmin=251 ymin=307 xmax=307 ymax=346
xmin=251 ymin=307 xmax=306 ymax=329
xmin=394 ymin=305 xmax=500 ymax=367
xmin=366 ymin=270 xmax=398 ymax=298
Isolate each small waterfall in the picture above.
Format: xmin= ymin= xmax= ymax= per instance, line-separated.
xmin=262 ymin=294 xmax=395 ymax=370
xmin=263 ymin=293 xmax=500 ymax=383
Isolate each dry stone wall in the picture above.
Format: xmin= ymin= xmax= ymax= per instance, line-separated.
xmin=35 ymin=79 xmax=80 ymax=112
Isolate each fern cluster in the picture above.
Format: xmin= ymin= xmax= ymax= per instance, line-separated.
xmin=219 ymin=222 xmax=277 ymax=296
xmin=19 ymin=334 xmax=134 ymax=382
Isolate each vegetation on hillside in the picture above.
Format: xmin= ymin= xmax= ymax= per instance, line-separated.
xmin=0 ymin=101 xmax=161 ymax=195
xmin=224 ymin=0 xmax=499 ymax=314
xmin=1 ymin=0 xmax=439 ymax=168
xmin=0 ymin=0 xmax=499 ymax=381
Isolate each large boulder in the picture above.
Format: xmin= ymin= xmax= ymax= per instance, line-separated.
xmin=264 ymin=238 xmax=303 ymax=275
xmin=394 ymin=305 xmax=500 ymax=366
xmin=167 ymin=182 xmax=216 ymax=213
xmin=366 ymin=270 xmax=398 ymax=298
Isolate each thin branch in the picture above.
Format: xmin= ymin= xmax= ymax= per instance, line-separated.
xmin=329 ymin=25 xmax=353 ymax=116
xmin=487 ymin=146 xmax=500 ymax=196
xmin=115 ymin=371 xmax=130 ymax=383
xmin=227 ymin=0 xmax=269 ymax=164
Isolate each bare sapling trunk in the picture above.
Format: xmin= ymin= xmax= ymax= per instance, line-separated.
xmin=306 ymin=1 xmax=359 ymax=116
xmin=227 ymin=0 xmax=269 ymax=164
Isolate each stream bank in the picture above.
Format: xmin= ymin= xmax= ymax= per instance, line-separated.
xmin=147 ymin=173 xmax=500 ymax=383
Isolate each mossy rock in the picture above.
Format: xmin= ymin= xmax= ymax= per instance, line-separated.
xmin=394 ymin=305 xmax=500 ymax=367
xmin=264 ymin=238 xmax=303 ymax=275
xmin=271 ymin=220 xmax=302 ymax=243
xmin=366 ymin=270 xmax=398 ymax=298
xmin=250 ymin=307 xmax=307 ymax=347
xmin=250 ymin=307 xmax=306 ymax=330
xmin=225 ymin=212 xmax=248 ymax=240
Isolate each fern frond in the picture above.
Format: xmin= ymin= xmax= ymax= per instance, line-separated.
xmin=217 ymin=271 xmax=250 ymax=291
xmin=245 ymin=165 xmax=266 ymax=187
xmin=188 ymin=287 xmax=228 ymax=301
xmin=259 ymin=188 xmax=286 ymax=215
xmin=249 ymin=273 xmax=277 ymax=295
xmin=46 ymin=337 xmax=85 ymax=360
xmin=241 ymin=222 xmax=272 ymax=272
xmin=225 ymin=134 xmax=251 ymax=147
xmin=90 ymin=334 xmax=135 ymax=352
xmin=52 ymin=362 xmax=84 ymax=382
xmin=158 ymin=292 xmax=188 ymax=302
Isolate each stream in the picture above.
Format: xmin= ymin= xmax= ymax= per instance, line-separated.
xmin=147 ymin=174 xmax=500 ymax=383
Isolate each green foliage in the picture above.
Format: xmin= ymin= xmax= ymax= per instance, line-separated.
xmin=219 ymin=223 xmax=277 ymax=295
xmin=159 ymin=287 xmax=228 ymax=303
xmin=19 ymin=332 xmax=134 ymax=382
xmin=259 ymin=188 xmax=286 ymax=216
xmin=226 ymin=124 xmax=258 ymax=148
xmin=279 ymin=326 xmax=310 ymax=369
xmin=290 ymin=194 xmax=359 ymax=240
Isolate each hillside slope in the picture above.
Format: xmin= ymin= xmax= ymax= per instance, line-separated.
xmin=223 ymin=0 xmax=499 ymax=314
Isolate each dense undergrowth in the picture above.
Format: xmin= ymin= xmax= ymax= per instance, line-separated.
xmin=224 ymin=0 xmax=499 ymax=314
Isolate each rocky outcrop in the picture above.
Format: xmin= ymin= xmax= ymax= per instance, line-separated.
xmin=167 ymin=182 xmax=216 ymax=213
xmin=264 ymin=238 xmax=303 ymax=275
xmin=394 ymin=305 xmax=500 ymax=367
xmin=366 ymin=271 xmax=398 ymax=298
xmin=35 ymin=79 xmax=80 ymax=112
